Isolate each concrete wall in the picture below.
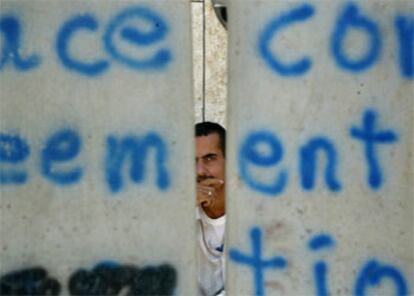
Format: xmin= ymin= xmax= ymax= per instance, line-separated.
xmin=226 ymin=1 xmax=413 ymax=294
xmin=0 ymin=1 xmax=196 ymax=294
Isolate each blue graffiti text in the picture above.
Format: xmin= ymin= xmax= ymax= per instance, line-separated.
xmin=0 ymin=6 xmax=171 ymax=76
xmin=258 ymin=2 xmax=412 ymax=79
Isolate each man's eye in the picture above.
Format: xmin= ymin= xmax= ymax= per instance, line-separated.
xmin=206 ymin=155 xmax=216 ymax=161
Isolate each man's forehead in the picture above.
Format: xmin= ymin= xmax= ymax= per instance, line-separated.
xmin=195 ymin=133 xmax=222 ymax=155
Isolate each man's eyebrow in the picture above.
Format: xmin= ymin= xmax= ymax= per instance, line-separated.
xmin=202 ymin=153 xmax=217 ymax=159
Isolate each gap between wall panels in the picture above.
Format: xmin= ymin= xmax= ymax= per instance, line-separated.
xmin=191 ymin=0 xmax=228 ymax=127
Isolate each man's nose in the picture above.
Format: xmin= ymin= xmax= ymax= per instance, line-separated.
xmin=196 ymin=161 xmax=208 ymax=176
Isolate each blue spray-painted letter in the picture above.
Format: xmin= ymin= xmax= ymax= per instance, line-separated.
xmin=229 ymin=226 xmax=287 ymax=296
xmin=350 ymin=109 xmax=398 ymax=190
xmin=105 ymin=132 xmax=170 ymax=193
xmin=354 ymin=259 xmax=408 ymax=296
xmin=56 ymin=14 xmax=109 ymax=76
xmin=308 ymin=234 xmax=336 ymax=296
xmin=395 ymin=15 xmax=414 ymax=79
xmin=0 ymin=133 xmax=30 ymax=184
xmin=0 ymin=15 xmax=41 ymax=71
xmin=104 ymin=6 xmax=172 ymax=70
xmin=41 ymin=129 xmax=83 ymax=185
xmin=300 ymin=137 xmax=341 ymax=192
xmin=239 ymin=131 xmax=287 ymax=196
xmin=331 ymin=3 xmax=381 ymax=72
xmin=258 ymin=4 xmax=314 ymax=76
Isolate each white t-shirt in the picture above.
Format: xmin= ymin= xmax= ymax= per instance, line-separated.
xmin=196 ymin=207 xmax=226 ymax=296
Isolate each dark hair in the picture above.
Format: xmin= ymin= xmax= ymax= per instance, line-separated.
xmin=195 ymin=122 xmax=226 ymax=157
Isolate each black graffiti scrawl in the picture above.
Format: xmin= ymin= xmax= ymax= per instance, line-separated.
xmin=1 ymin=263 xmax=177 ymax=295
xmin=0 ymin=267 xmax=61 ymax=295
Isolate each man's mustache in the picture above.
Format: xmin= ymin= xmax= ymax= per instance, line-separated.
xmin=197 ymin=175 xmax=214 ymax=183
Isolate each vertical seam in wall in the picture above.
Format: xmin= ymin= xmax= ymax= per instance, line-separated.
xmin=202 ymin=0 xmax=206 ymax=122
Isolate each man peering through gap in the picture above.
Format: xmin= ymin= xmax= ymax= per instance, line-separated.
xmin=195 ymin=122 xmax=226 ymax=296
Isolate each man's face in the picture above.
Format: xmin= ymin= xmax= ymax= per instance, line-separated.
xmin=195 ymin=133 xmax=225 ymax=185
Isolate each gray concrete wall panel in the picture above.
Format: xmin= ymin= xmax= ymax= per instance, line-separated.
xmin=227 ymin=1 xmax=413 ymax=295
xmin=0 ymin=1 xmax=196 ymax=295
